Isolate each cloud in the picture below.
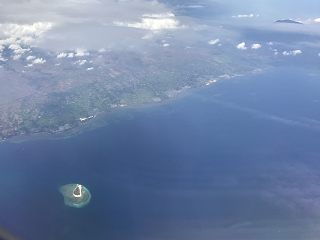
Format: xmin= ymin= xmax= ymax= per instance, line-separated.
xmin=1 ymin=1 xmax=219 ymax=53
xmin=114 ymin=18 xmax=181 ymax=30
xmin=251 ymin=43 xmax=261 ymax=49
xmin=32 ymin=58 xmax=46 ymax=64
xmin=282 ymin=50 xmax=302 ymax=56
xmin=315 ymin=18 xmax=320 ymax=22
xmin=292 ymin=50 xmax=302 ymax=55
xmin=98 ymin=48 xmax=105 ymax=52
xmin=8 ymin=44 xmax=30 ymax=54
xmin=163 ymin=43 xmax=169 ymax=47
xmin=26 ymin=56 xmax=35 ymax=60
xmin=0 ymin=22 xmax=53 ymax=47
xmin=232 ymin=14 xmax=254 ymax=18
xmin=236 ymin=42 xmax=247 ymax=50
xmin=142 ymin=33 xmax=154 ymax=39
xmin=3 ymin=22 xmax=53 ymax=38
xmin=57 ymin=52 xmax=67 ymax=58
xmin=208 ymin=39 xmax=220 ymax=45
xmin=13 ymin=54 xmax=21 ymax=60
xmin=274 ymin=52 xmax=278 ymax=55
xmin=318 ymin=53 xmax=320 ymax=56
xmin=0 ymin=56 xmax=7 ymax=61
xmin=183 ymin=5 xmax=203 ymax=9
xmin=143 ymin=13 xmax=175 ymax=18
xmin=0 ymin=0 xmax=187 ymax=51
xmin=75 ymin=60 xmax=87 ymax=65
xmin=113 ymin=12 xmax=182 ymax=30
xmin=67 ymin=53 xmax=74 ymax=58
xmin=75 ymin=48 xmax=89 ymax=56
xmin=267 ymin=42 xmax=273 ymax=46
xmin=87 ymin=67 xmax=93 ymax=70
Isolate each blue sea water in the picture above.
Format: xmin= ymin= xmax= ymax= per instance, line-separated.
xmin=1 ymin=67 xmax=320 ymax=240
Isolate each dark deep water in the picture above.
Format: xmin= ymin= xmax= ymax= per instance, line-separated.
xmin=1 ymin=68 xmax=320 ymax=240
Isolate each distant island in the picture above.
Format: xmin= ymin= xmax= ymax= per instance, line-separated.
xmin=275 ymin=19 xmax=303 ymax=24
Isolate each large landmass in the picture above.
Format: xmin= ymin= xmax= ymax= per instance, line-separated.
xmin=0 ymin=45 xmax=269 ymax=140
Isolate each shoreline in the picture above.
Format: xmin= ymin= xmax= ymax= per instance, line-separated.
xmin=3 ymin=67 xmax=268 ymax=144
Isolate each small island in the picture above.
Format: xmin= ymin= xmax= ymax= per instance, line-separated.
xmin=275 ymin=19 xmax=303 ymax=24
xmin=59 ymin=184 xmax=91 ymax=208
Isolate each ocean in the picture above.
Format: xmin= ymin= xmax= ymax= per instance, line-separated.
xmin=1 ymin=67 xmax=320 ymax=240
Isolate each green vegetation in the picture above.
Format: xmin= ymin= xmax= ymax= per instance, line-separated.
xmin=0 ymin=47 xmax=268 ymax=140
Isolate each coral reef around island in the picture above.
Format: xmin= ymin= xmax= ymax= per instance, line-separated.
xmin=59 ymin=184 xmax=91 ymax=208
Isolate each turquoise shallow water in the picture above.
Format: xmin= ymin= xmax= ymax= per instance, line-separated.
xmin=1 ymin=68 xmax=320 ymax=240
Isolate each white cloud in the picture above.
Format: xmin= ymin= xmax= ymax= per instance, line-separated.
xmin=8 ymin=44 xmax=20 ymax=50
xmin=282 ymin=50 xmax=302 ymax=56
xmin=75 ymin=48 xmax=89 ymax=56
xmin=236 ymin=42 xmax=247 ymax=50
xmin=98 ymin=48 xmax=105 ymax=52
xmin=114 ymin=12 xmax=181 ymax=30
xmin=291 ymin=50 xmax=302 ymax=55
xmin=267 ymin=42 xmax=273 ymax=46
xmin=274 ymin=52 xmax=278 ymax=55
xmin=0 ymin=37 xmax=16 ymax=46
xmin=13 ymin=54 xmax=21 ymax=60
xmin=163 ymin=43 xmax=169 ymax=47
xmin=26 ymin=56 xmax=35 ymax=60
xmin=114 ymin=18 xmax=180 ymax=30
xmin=0 ymin=45 xmax=4 ymax=51
xmin=0 ymin=56 xmax=7 ymax=61
xmin=208 ymin=39 xmax=220 ymax=45
xmin=57 ymin=52 xmax=67 ymax=58
xmin=25 ymin=64 xmax=33 ymax=67
xmin=143 ymin=13 xmax=175 ymax=18
xmin=183 ymin=5 xmax=203 ymax=9
xmin=314 ymin=18 xmax=320 ymax=22
xmin=232 ymin=14 xmax=254 ymax=18
xmin=8 ymin=44 xmax=30 ymax=54
xmin=142 ymin=33 xmax=154 ymax=39
xmin=67 ymin=53 xmax=74 ymax=58
xmin=17 ymin=36 xmax=35 ymax=45
xmin=55 ymin=63 xmax=61 ymax=66
xmin=32 ymin=58 xmax=46 ymax=64
xmin=87 ymin=67 xmax=94 ymax=70
xmin=14 ymin=48 xmax=30 ymax=54
xmin=76 ymin=60 xmax=87 ymax=65
xmin=318 ymin=53 xmax=320 ymax=56
xmin=251 ymin=43 xmax=261 ymax=49
xmin=0 ymin=22 xmax=53 ymax=47
xmin=4 ymin=22 xmax=53 ymax=39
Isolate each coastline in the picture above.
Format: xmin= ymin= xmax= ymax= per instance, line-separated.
xmin=3 ymin=67 xmax=268 ymax=144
